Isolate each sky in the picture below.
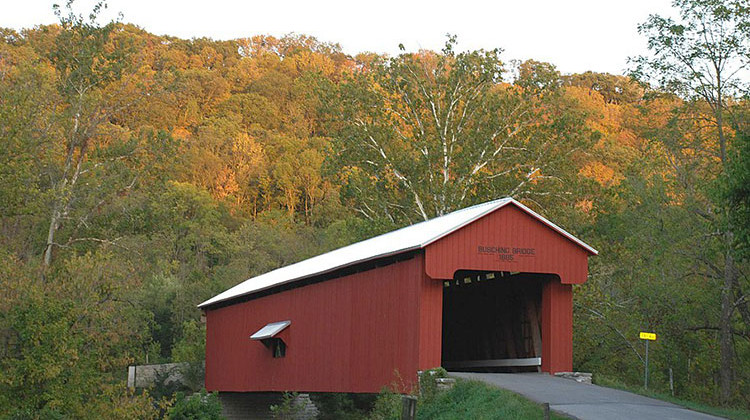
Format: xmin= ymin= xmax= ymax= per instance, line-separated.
xmin=1 ymin=0 xmax=678 ymax=75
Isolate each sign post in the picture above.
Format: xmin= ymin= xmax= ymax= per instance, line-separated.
xmin=639 ymin=332 xmax=657 ymax=389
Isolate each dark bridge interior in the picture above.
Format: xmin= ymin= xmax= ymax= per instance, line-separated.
xmin=441 ymin=270 xmax=545 ymax=372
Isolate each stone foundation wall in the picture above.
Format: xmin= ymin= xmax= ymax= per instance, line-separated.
xmin=218 ymin=392 xmax=318 ymax=420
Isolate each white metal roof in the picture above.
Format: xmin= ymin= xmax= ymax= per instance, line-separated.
xmin=199 ymin=197 xmax=597 ymax=308
xmin=250 ymin=320 xmax=291 ymax=340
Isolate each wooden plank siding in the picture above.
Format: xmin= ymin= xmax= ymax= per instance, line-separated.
xmin=205 ymin=255 xmax=425 ymax=394
xmin=541 ymin=279 xmax=574 ymax=373
xmin=418 ymin=269 xmax=443 ymax=371
xmin=425 ymin=204 xmax=590 ymax=284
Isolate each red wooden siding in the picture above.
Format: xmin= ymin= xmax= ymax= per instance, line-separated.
xmin=417 ymin=270 xmax=443 ymax=371
xmin=205 ymin=255 xmax=425 ymax=394
xmin=425 ymin=204 xmax=590 ymax=284
xmin=541 ymin=279 xmax=573 ymax=373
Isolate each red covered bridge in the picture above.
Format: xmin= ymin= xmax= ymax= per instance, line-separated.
xmin=199 ymin=198 xmax=597 ymax=394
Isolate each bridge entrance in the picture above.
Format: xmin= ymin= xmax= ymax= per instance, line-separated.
xmin=441 ymin=270 xmax=550 ymax=372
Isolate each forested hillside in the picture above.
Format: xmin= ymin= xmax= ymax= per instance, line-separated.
xmin=1 ymin=0 xmax=748 ymax=417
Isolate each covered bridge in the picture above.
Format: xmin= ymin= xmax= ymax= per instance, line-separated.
xmin=199 ymin=198 xmax=597 ymax=394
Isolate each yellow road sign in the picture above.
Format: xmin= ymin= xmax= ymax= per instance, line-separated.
xmin=640 ymin=332 xmax=657 ymax=341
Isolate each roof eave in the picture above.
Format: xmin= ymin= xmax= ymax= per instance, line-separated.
xmin=198 ymin=197 xmax=598 ymax=309
xmin=421 ymin=198 xmax=598 ymax=255
xmin=509 ymin=199 xmax=599 ymax=255
xmin=419 ymin=198 xmax=512 ymax=247
xmin=197 ymin=244 xmax=423 ymax=309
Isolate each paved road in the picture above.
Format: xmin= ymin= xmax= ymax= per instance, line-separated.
xmin=449 ymin=372 xmax=723 ymax=420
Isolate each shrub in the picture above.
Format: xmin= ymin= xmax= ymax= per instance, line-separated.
xmin=369 ymin=388 xmax=402 ymax=420
xmin=166 ymin=390 xmax=224 ymax=420
xmin=418 ymin=367 xmax=449 ymax=402
xmin=311 ymin=393 xmax=374 ymax=419
xmin=270 ymin=392 xmax=303 ymax=419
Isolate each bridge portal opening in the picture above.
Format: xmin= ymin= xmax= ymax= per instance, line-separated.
xmin=441 ymin=271 xmax=547 ymax=372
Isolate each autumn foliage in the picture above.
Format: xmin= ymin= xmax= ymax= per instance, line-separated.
xmin=0 ymin=1 xmax=749 ymax=416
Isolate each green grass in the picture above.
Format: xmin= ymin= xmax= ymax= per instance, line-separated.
xmin=594 ymin=375 xmax=750 ymax=420
xmin=416 ymin=379 xmax=569 ymax=420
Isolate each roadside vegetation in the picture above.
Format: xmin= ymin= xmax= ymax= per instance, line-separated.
xmin=411 ymin=379 xmax=567 ymax=420
xmin=594 ymin=375 xmax=750 ymax=420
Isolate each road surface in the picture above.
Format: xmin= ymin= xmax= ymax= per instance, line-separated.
xmin=449 ymin=372 xmax=723 ymax=420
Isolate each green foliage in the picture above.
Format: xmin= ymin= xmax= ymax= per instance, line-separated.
xmin=172 ymin=320 xmax=207 ymax=391
xmin=0 ymin=249 xmax=158 ymax=418
xmin=269 ymin=392 xmax=303 ymax=419
xmin=370 ymin=377 xmax=569 ymax=419
xmin=369 ymin=388 xmax=402 ymax=420
xmin=418 ymin=368 xmax=448 ymax=402
xmin=632 ymin=0 xmax=750 ymax=102
xmin=575 ymin=157 xmax=750 ymax=405
xmin=722 ymin=130 xmax=750 ymax=259
xmin=166 ymin=391 xmax=224 ymax=420
xmin=625 ymin=0 xmax=750 ymax=405
xmin=594 ymin=374 xmax=750 ymax=420
xmin=415 ymin=379 xmax=566 ymax=420
xmin=4 ymin=406 xmax=67 ymax=420
xmin=311 ymin=393 xmax=375 ymax=420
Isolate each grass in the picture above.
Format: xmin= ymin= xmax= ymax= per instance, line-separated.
xmin=415 ymin=379 xmax=569 ymax=420
xmin=594 ymin=375 xmax=750 ymax=420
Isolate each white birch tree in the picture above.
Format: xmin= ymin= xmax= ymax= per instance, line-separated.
xmin=334 ymin=38 xmax=593 ymax=224
xmin=41 ymin=1 xmax=153 ymax=266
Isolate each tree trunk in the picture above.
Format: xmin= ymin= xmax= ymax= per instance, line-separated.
xmin=719 ymin=237 xmax=735 ymax=404
xmin=43 ymin=209 xmax=60 ymax=266
xmin=715 ymin=85 xmax=734 ymax=404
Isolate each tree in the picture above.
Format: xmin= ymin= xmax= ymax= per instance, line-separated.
xmin=632 ymin=0 xmax=750 ymax=403
xmin=564 ymin=71 xmax=644 ymax=105
xmin=723 ymin=130 xmax=750 ymax=258
xmin=41 ymin=1 xmax=153 ymax=266
xmin=333 ymin=37 xmax=593 ymax=224
xmin=0 ymin=248 xmax=159 ymax=418
xmin=0 ymin=30 xmax=58 ymax=259
xmin=166 ymin=390 xmax=223 ymax=420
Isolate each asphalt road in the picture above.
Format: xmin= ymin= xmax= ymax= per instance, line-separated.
xmin=449 ymin=372 xmax=724 ymax=420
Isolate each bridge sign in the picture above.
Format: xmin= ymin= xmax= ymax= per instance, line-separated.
xmin=639 ymin=331 xmax=657 ymax=389
xmin=639 ymin=332 xmax=656 ymax=341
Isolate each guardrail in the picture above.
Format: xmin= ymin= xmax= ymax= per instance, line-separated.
xmin=442 ymin=357 xmax=542 ymax=369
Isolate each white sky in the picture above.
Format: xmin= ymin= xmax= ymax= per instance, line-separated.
xmin=1 ymin=0 xmax=677 ymax=75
